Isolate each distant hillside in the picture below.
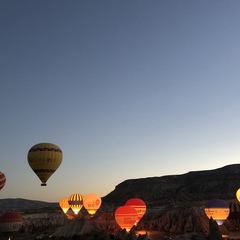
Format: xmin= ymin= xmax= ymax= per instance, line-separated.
xmin=1 ymin=164 xmax=240 ymax=211
xmin=102 ymin=164 xmax=240 ymax=206
xmin=0 ymin=198 xmax=58 ymax=211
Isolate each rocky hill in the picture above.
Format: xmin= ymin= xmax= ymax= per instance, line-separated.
xmin=102 ymin=164 xmax=240 ymax=207
xmin=1 ymin=164 xmax=240 ymax=240
xmin=0 ymin=198 xmax=58 ymax=212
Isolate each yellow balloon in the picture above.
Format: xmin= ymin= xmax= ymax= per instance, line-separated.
xmin=236 ymin=188 xmax=240 ymax=202
xmin=59 ymin=197 xmax=70 ymax=213
xmin=83 ymin=194 xmax=102 ymax=215
xmin=27 ymin=143 xmax=63 ymax=186
xmin=68 ymin=193 xmax=83 ymax=214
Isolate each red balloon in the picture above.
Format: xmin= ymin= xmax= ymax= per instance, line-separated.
xmin=0 ymin=211 xmax=23 ymax=234
xmin=0 ymin=172 xmax=6 ymax=191
xmin=125 ymin=198 xmax=146 ymax=224
xmin=115 ymin=206 xmax=138 ymax=232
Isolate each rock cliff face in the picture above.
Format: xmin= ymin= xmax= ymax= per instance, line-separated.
xmin=103 ymin=164 xmax=240 ymax=207
xmin=1 ymin=164 xmax=240 ymax=239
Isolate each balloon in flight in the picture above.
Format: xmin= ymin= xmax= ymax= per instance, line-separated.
xmin=0 ymin=211 xmax=23 ymax=238
xmin=59 ymin=197 xmax=70 ymax=214
xmin=114 ymin=206 xmax=138 ymax=232
xmin=83 ymin=193 xmax=102 ymax=215
xmin=125 ymin=198 xmax=146 ymax=224
xmin=204 ymin=199 xmax=230 ymax=225
xmin=68 ymin=193 xmax=83 ymax=214
xmin=27 ymin=142 xmax=63 ymax=186
xmin=0 ymin=171 xmax=6 ymax=191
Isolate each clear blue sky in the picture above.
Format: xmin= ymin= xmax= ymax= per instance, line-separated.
xmin=1 ymin=0 xmax=240 ymax=202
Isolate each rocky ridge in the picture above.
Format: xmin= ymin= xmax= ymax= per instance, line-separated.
xmin=103 ymin=164 xmax=240 ymax=207
xmin=1 ymin=164 xmax=240 ymax=239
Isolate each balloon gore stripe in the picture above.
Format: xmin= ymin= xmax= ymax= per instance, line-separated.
xmin=34 ymin=169 xmax=56 ymax=173
xmin=0 ymin=172 xmax=6 ymax=191
xmin=68 ymin=200 xmax=83 ymax=205
xmin=29 ymin=147 xmax=62 ymax=153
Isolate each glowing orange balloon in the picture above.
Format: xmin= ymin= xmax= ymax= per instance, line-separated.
xmin=68 ymin=193 xmax=83 ymax=214
xmin=27 ymin=143 xmax=63 ymax=186
xmin=115 ymin=206 xmax=138 ymax=232
xmin=0 ymin=211 xmax=23 ymax=236
xmin=59 ymin=197 xmax=70 ymax=213
xmin=83 ymin=194 xmax=102 ymax=215
xmin=0 ymin=172 xmax=6 ymax=191
xmin=204 ymin=199 xmax=230 ymax=225
xmin=125 ymin=198 xmax=146 ymax=224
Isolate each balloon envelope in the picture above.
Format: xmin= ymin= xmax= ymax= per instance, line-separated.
xmin=228 ymin=201 xmax=240 ymax=230
xmin=27 ymin=143 xmax=63 ymax=186
xmin=83 ymin=194 xmax=102 ymax=215
xmin=0 ymin=172 xmax=6 ymax=191
xmin=125 ymin=198 xmax=146 ymax=224
xmin=236 ymin=188 xmax=240 ymax=202
xmin=68 ymin=193 xmax=83 ymax=214
xmin=59 ymin=197 xmax=70 ymax=213
xmin=0 ymin=211 xmax=23 ymax=234
xmin=205 ymin=199 xmax=230 ymax=225
xmin=115 ymin=206 xmax=138 ymax=232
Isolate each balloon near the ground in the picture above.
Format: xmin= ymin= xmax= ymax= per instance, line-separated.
xmin=68 ymin=193 xmax=83 ymax=214
xmin=83 ymin=194 xmax=102 ymax=215
xmin=236 ymin=188 xmax=240 ymax=202
xmin=59 ymin=197 xmax=70 ymax=214
xmin=0 ymin=211 xmax=23 ymax=239
xmin=125 ymin=198 xmax=146 ymax=224
xmin=228 ymin=201 xmax=240 ymax=230
xmin=114 ymin=206 xmax=138 ymax=232
xmin=204 ymin=199 xmax=229 ymax=225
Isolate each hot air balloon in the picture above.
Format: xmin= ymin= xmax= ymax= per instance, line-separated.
xmin=0 ymin=211 xmax=23 ymax=239
xmin=0 ymin=172 xmax=6 ymax=191
xmin=114 ymin=206 xmax=138 ymax=232
xmin=228 ymin=201 xmax=240 ymax=230
xmin=204 ymin=199 xmax=230 ymax=225
xmin=236 ymin=188 xmax=240 ymax=202
xmin=68 ymin=193 xmax=83 ymax=214
xmin=27 ymin=143 xmax=63 ymax=186
xmin=83 ymin=194 xmax=102 ymax=215
xmin=125 ymin=198 xmax=146 ymax=224
xmin=59 ymin=197 xmax=70 ymax=214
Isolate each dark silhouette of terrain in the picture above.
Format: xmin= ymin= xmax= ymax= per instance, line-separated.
xmin=1 ymin=164 xmax=240 ymax=239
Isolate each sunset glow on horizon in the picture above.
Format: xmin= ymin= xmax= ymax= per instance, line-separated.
xmin=1 ymin=0 xmax=240 ymax=202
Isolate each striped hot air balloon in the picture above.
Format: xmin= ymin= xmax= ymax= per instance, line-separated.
xmin=68 ymin=193 xmax=83 ymax=214
xmin=228 ymin=201 xmax=240 ymax=230
xmin=27 ymin=143 xmax=63 ymax=186
xmin=0 ymin=211 xmax=23 ymax=238
xmin=0 ymin=172 xmax=6 ymax=191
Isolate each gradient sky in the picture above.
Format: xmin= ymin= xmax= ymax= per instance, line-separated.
xmin=1 ymin=0 xmax=240 ymax=202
